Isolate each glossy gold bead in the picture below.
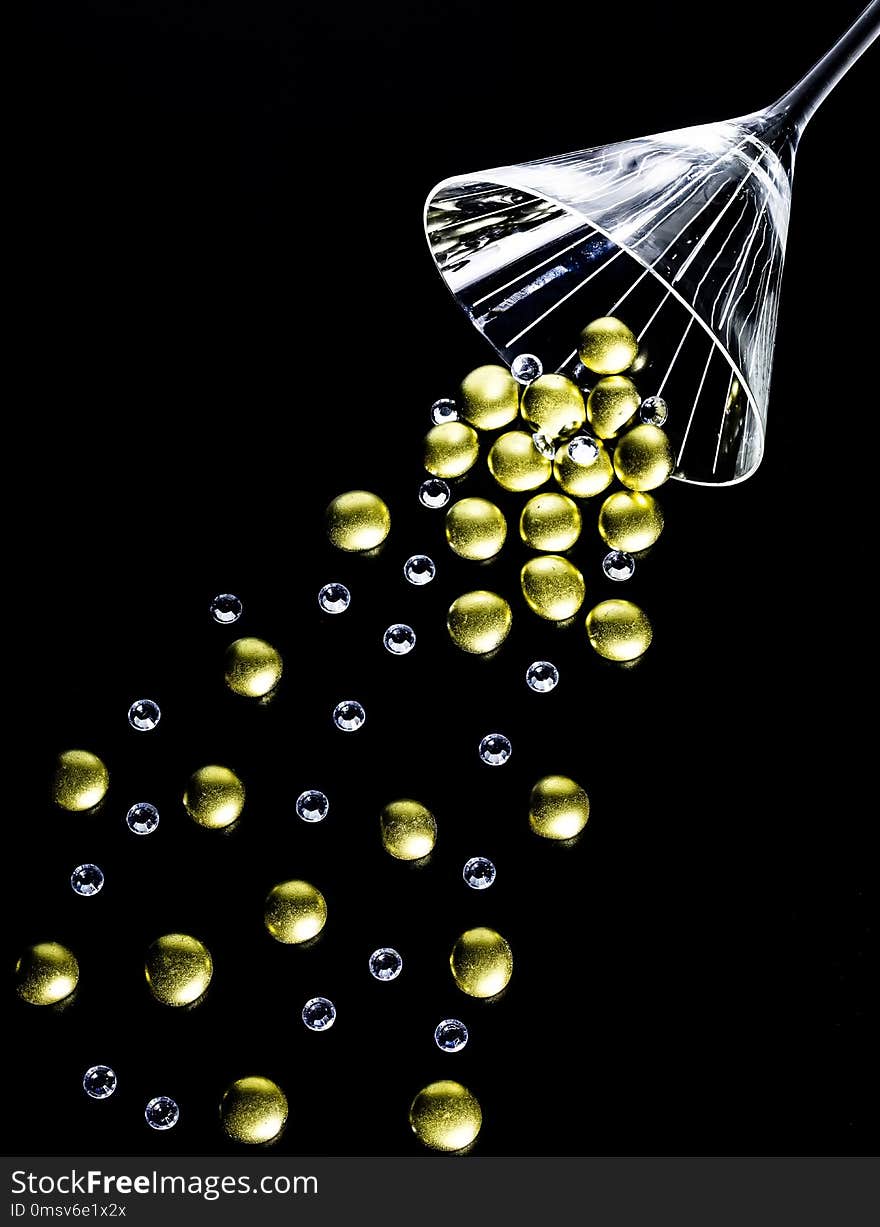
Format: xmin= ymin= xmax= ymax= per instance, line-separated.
xmin=520 ymin=556 xmax=585 ymax=621
xmin=586 ymin=375 xmax=641 ymax=439
xmin=487 ymin=430 xmax=551 ymax=492
xmin=459 ymin=365 xmax=520 ymax=431
xmin=629 ymin=344 xmax=650 ymax=375
xmin=264 ymin=880 xmax=327 ymax=944
xmin=409 ymin=1081 xmax=482 ymax=1152
xmin=220 ymin=1076 xmax=288 ymax=1145
xmin=520 ymin=374 xmax=585 ymax=438
xmin=325 ymin=490 xmax=391 ymax=552
xmin=529 ymin=775 xmax=590 ymax=840
xmin=450 ymin=927 xmax=513 ymax=998
xmin=52 ymin=749 xmax=109 ymax=812
xmin=224 ymin=637 xmax=283 ymax=698
xmin=586 ymin=599 xmax=653 ymax=661
xmin=445 ymin=497 xmax=507 ymax=561
xmin=15 ymin=942 xmax=79 ymax=1006
xmin=145 ymin=933 xmax=213 ymax=1007
xmin=380 ymin=799 xmax=437 ymax=861
xmin=553 ymin=438 xmax=614 ymax=498
xmin=424 ymin=422 xmax=480 ymax=479
xmin=446 ymin=590 xmax=512 ymax=654
xmin=598 ymin=491 xmax=664 ymax=552
xmin=519 ymin=492 xmax=582 ymax=552
xmin=613 ymin=423 xmax=674 ymax=491
xmin=184 ymin=764 xmax=245 ymax=829
xmin=577 ymin=316 xmax=638 ymax=375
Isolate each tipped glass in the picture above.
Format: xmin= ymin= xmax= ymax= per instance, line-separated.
xmin=424 ymin=3 xmax=879 ymax=485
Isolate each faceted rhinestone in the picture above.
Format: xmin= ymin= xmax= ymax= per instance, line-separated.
xmin=369 ymin=948 xmax=403 ymax=981
xmin=532 ymin=432 xmax=556 ymax=459
xmin=145 ymin=1096 xmax=179 ymax=1131
xmin=419 ymin=479 xmax=450 ymax=509
xmin=526 ymin=661 xmax=559 ymax=693
xmin=463 ymin=856 xmax=496 ymax=890
xmin=567 ymin=434 xmax=600 ymax=465
xmin=383 ymin=624 xmax=416 ymax=655
xmin=210 ymin=593 xmax=243 ymax=624
xmin=332 ymin=700 xmax=366 ymax=731
xmin=318 ymin=583 xmax=351 ymax=614
xmin=639 ymin=395 xmax=668 ymax=426
xmin=602 ymin=550 xmax=636 ymax=582
xmin=83 ymin=1065 xmax=117 ymax=1100
xmin=510 ymin=353 xmax=543 ymax=384
xmin=434 ymin=1019 xmax=469 ymax=1053
xmin=70 ymin=863 xmax=104 ymax=897
xmin=478 ymin=733 xmax=511 ymax=766
xmin=126 ymin=802 xmax=160 ymax=835
xmin=404 ymin=554 xmax=436 ymax=585
xmin=431 ymin=398 xmax=459 ymax=425
xmin=128 ymin=699 xmax=161 ymax=732
xmin=302 ymin=997 xmax=336 ymax=1031
xmin=296 ymin=790 xmax=329 ymax=823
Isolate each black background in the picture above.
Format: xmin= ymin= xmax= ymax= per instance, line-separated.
xmin=9 ymin=0 xmax=876 ymax=1156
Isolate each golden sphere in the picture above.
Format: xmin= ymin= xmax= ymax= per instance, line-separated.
xmin=529 ymin=775 xmax=590 ymax=840
xmin=220 ymin=1076 xmax=288 ymax=1145
xmin=264 ymin=880 xmax=327 ymax=944
xmin=409 ymin=1081 xmax=482 ymax=1152
xmin=577 ymin=316 xmax=638 ymax=375
xmin=145 ymin=933 xmax=213 ymax=1007
xmin=424 ymin=422 xmax=480 ymax=479
xmin=52 ymin=749 xmax=109 ymax=812
xmin=520 ymin=556 xmax=585 ymax=621
xmin=519 ymin=492 xmax=582 ymax=552
xmin=553 ymin=438 xmax=614 ymax=498
xmin=586 ymin=599 xmax=653 ymax=661
xmin=380 ymin=799 xmax=437 ymax=860
xmin=586 ymin=376 xmax=641 ymax=439
xmin=446 ymin=590 xmax=512 ymax=654
xmin=598 ymin=491 xmax=664 ymax=552
xmin=613 ymin=423 xmax=674 ymax=491
xmin=445 ymin=497 xmax=507 ymax=561
xmin=450 ymin=927 xmax=513 ymax=998
xmin=459 ymin=365 xmax=520 ymax=431
xmin=520 ymin=374 xmax=585 ymax=438
xmin=184 ymin=764 xmax=245 ymax=830
xmin=224 ymin=637 xmax=283 ymax=698
xmin=325 ymin=490 xmax=391 ymax=552
xmin=487 ymin=430 xmax=551 ymax=492
xmin=15 ymin=942 xmax=79 ymax=1006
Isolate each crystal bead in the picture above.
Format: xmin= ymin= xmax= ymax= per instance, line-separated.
xmin=431 ymin=398 xmax=459 ymax=424
xmin=462 ymin=856 xmax=496 ymax=890
xmin=478 ymin=733 xmax=511 ymax=766
xmin=567 ymin=434 xmax=600 ymax=465
xmin=602 ymin=550 xmax=636 ymax=582
xmin=145 ymin=1096 xmax=179 ymax=1131
xmin=70 ymin=863 xmax=104 ymax=897
xmin=296 ymin=790 xmax=329 ymax=823
xmin=525 ymin=661 xmax=559 ymax=693
xmin=209 ymin=593 xmax=242 ymax=624
xmin=404 ymin=554 xmax=436 ymax=585
xmin=434 ymin=1019 xmax=469 ymax=1053
xmin=126 ymin=801 xmax=160 ymax=835
xmin=368 ymin=948 xmax=403 ymax=981
xmin=128 ymin=699 xmax=160 ymax=732
xmin=383 ymin=623 xmax=416 ymax=655
xmin=510 ymin=353 xmax=543 ymax=384
xmin=318 ymin=583 xmax=351 ymax=614
xmin=532 ymin=432 xmax=556 ymax=459
xmin=639 ymin=395 xmax=668 ymax=426
xmin=333 ymin=700 xmax=365 ymax=731
xmin=419 ymin=478 xmax=450 ymax=509
xmin=83 ymin=1065 xmax=117 ymax=1100
xmin=302 ymin=997 xmax=336 ymax=1031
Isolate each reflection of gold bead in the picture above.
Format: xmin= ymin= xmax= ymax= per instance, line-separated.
xmin=520 ymin=556 xmax=585 ymax=621
xmin=629 ymin=344 xmax=650 ymax=374
xmin=577 ymin=316 xmax=638 ymax=375
xmin=447 ymin=591 xmax=512 ymax=654
xmin=553 ymin=439 xmax=614 ymax=498
xmin=598 ymin=491 xmax=664 ymax=552
xmin=459 ymin=365 xmax=520 ymax=431
xmin=488 ymin=431 xmax=551 ymax=492
xmin=450 ymin=927 xmax=513 ymax=998
xmin=586 ymin=376 xmax=641 ymax=439
xmin=224 ymin=637 xmax=283 ymax=698
xmin=410 ymin=1081 xmax=482 ymax=1152
xmin=445 ymin=498 xmax=507 ymax=561
xmin=613 ymin=424 xmax=674 ymax=491
xmin=529 ymin=775 xmax=590 ymax=840
xmin=520 ymin=374 xmax=585 ymax=438
xmin=264 ymin=880 xmax=327 ymax=944
xmin=586 ymin=599 xmax=653 ymax=661
xmin=220 ymin=1076 xmax=288 ymax=1145
xmin=380 ymin=799 xmax=437 ymax=860
xmin=15 ymin=942 xmax=79 ymax=1006
xmin=184 ymin=765 xmax=245 ymax=830
xmin=424 ymin=422 xmax=480 ymax=478
xmin=519 ymin=492 xmax=581 ymax=552
xmin=145 ymin=934 xmax=213 ymax=1007
xmin=52 ymin=750 xmax=109 ymax=812
xmin=326 ymin=490 xmax=391 ymax=552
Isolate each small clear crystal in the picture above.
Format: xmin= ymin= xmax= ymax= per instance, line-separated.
xmin=296 ymin=790 xmax=329 ymax=823
xmin=463 ymin=856 xmax=496 ymax=890
xmin=302 ymin=997 xmax=336 ymax=1031
xmin=333 ymin=700 xmax=365 ymax=732
xmin=128 ymin=699 xmax=160 ymax=732
xmin=70 ymin=863 xmax=104 ymax=897
xmin=318 ymin=582 xmax=351 ymax=614
xmin=419 ymin=478 xmax=450 ymax=509
xmin=639 ymin=395 xmax=668 ymax=426
xmin=567 ymin=434 xmax=600 ymax=465
xmin=383 ymin=623 xmax=416 ymax=655
xmin=145 ymin=1096 xmax=179 ymax=1131
xmin=404 ymin=555 xmax=435 ymax=586
xmin=431 ymin=398 xmax=459 ymax=424
xmin=511 ymin=353 xmax=543 ymax=384
xmin=532 ymin=432 xmax=556 ymax=459
xmin=603 ymin=550 xmax=636 ymax=582
xmin=479 ymin=733 xmax=511 ymax=766
xmin=570 ymin=360 xmax=592 ymax=389
xmin=369 ymin=948 xmax=403 ymax=981
xmin=126 ymin=801 xmax=160 ymax=835
xmin=83 ymin=1065 xmax=117 ymax=1100
xmin=434 ymin=1019 xmax=469 ymax=1053
xmin=210 ymin=593 xmax=242 ymax=624
xmin=526 ymin=661 xmax=559 ymax=693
